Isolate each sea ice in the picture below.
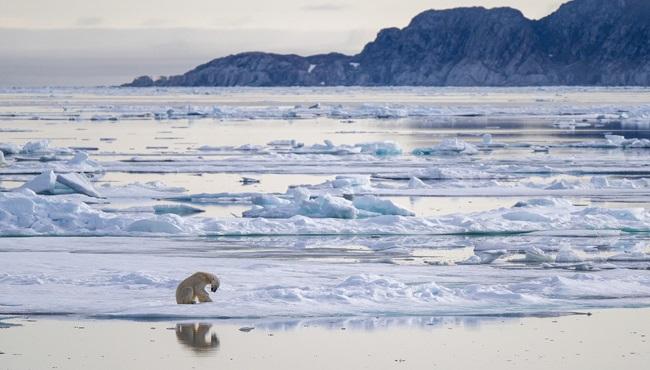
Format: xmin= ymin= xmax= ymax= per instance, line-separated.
xmin=242 ymin=188 xmax=413 ymax=219
xmin=353 ymin=141 xmax=402 ymax=156
xmin=524 ymin=247 xmax=555 ymax=263
xmin=608 ymin=252 xmax=650 ymax=262
xmin=590 ymin=176 xmax=610 ymax=188
xmin=267 ymin=139 xmax=302 ymax=148
xmin=20 ymin=140 xmax=51 ymax=154
xmin=104 ymin=204 xmax=204 ymax=216
xmin=406 ymin=167 xmax=492 ymax=180
xmin=482 ymin=133 xmax=493 ymax=145
xmin=544 ymin=179 xmax=580 ymax=190
xmin=571 ymin=134 xmax=650 ymax=149
xmin=413 ymin=138 xmax=479 ymax=156
xmin=458 ymin=250 xmax=507 ymax=265
xmin=553 ymin=119 xmax=591 ymax=129
xmin=555 ymin=248 xmax=585 ymax=263
xmin=478 ymin=133 xmax=506 ymax=148
xmin=4 ymin=248 xmax=650 ymax=319
xmin=292 ymin=140 xmax=378 ymax=155
xmin=17 ymin=170 xmax=102 ymax=198
xmin=352 ymin=195 xmax=415 ymax=217
xmin=66 ymin=151 xmax=101 ymax=169
xmin=99 ymin=182 xmax=187 ymax=198
xmin=407 ymin=177 xmax=430 ymax=189
xmin=126 ymin=217 xmax=185 ymax=234
xmin=55 ymin=173 xmax=102 ymax=198
xmin=19 ymin=170 xmax=57 ymax=194
xmin=196 ymin=140 xmax=401 ymax=156
xmin=325 ymin=176 xmax=372 ymax=189
xmin=0 ymin=143 xmax=20 ymax=155
xmin=2 ymin=190 xmax=649 ymax=237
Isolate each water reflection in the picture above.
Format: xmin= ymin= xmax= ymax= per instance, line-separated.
xmin=169 ymin=314 xmax=574 ymax=334
xmin=175 ymin=323 xmax=220 ymax=353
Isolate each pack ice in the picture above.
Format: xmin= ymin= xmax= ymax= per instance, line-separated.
xmin=1 ymin=189 xmax=649 ymax=236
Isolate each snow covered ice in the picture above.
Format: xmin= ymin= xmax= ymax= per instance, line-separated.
xmin=242 ymin=188 xmax=414 ymax=219
xmin=1 ymin=86 xmax=650 ymax=321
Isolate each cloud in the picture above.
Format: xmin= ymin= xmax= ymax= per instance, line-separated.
xmin=75 ymin=17 xmax=103 ymax=27
xmin=301 ymin=4 xmax=345 ymax=12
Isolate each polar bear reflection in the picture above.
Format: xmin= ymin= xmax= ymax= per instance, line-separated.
xmin=175 ymin=323 xmax=220 ymax=353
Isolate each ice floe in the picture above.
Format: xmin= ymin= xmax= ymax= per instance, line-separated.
xmin=2 ymin=191 xmax=650 ymax=236
xmin=242 ymin=188 xmax=414 ymax=219
xmin=99 ymin=181 xmax=187 ymax=198
xmin=407 ymin=177 xmax=430 ymax=189
xmin=56 ymin=173 xmax=102 ymax=198
xmin=65 ymin=151 xmax=102 ymax=172
xmin=413 ymin=138 xmax=479 ymax=156
xmin=2 ymin=249 xmax=650 ymax=319
xmin=293 ymin=140 xmax=402 ymax=156
xmin=608 ymin=252 xmax=650 ymax=262
xmin=195 ymin=140 xmax=401 ymax=156
xmin=458 ymin=250 xmax=508 ymax=265
xmin=2 ymin=86 xmax=649 ymax=124
xmin=0 ymin=143 xmax=20 ymax=156
xmin=555 ymin=248 xmax=585 ymax=263
xmin=103 ymin=204 xmax=204 ymax=216
xmin=19 ymin=171 xmax=58 ymax=194
xmin=570 ymin=135 xmax=650 ymax=149
xmin=19 ymin=140 xmax=72 ymax=155
xmin=19 ymin=170 xmax=102 ymax=198
xmin=524 ymin=247 xmax=555 ymax=263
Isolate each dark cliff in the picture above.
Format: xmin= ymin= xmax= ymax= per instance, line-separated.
xmin=126 ymin=0 xmax=650 ymax=87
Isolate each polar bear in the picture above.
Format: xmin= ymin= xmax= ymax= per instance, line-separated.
xmin=176 ymin=272 xmax=220 ymax=304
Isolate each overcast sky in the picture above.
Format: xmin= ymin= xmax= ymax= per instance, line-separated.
xmin=0 ymin=0 xmax=567 ymax=86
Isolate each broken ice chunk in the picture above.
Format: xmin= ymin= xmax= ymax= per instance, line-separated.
xmin=56 ymin=173 xmax=102 ymax=198
xmin=0 ymin=143 xmax=20 ymax=155
xmin=555 ymin=248 xmax=584 ymax=263
xmin=524 ymin=247 xmax=555 ymax=263
xmin=458 ymin=250 xmax=507 ymax=265
xmin=352 ymin=195 xmax=414 ymax=217
xmin=408 ymin=177 xmax=430 ymax=189
xmin=19 ymin=170 xmax=57 ymax=194
xmin=21 ymin=140 xmax=51 ymax=154
xmin=608 ymin=252 xmax=650 ymax=262
xmin=412 ymin=138 xmax=479 ymax=156
xmin=243 ymin=189 xmax=413 ymax=219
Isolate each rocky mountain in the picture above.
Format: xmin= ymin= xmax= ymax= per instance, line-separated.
xmin=125 ymin=0 xmax=650 ymax=87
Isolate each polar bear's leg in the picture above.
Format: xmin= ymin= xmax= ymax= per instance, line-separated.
xmin=177 ymin=286 xmax=196 ymax=304
xmin=196 ymin=289 xmax=213 ymax=303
